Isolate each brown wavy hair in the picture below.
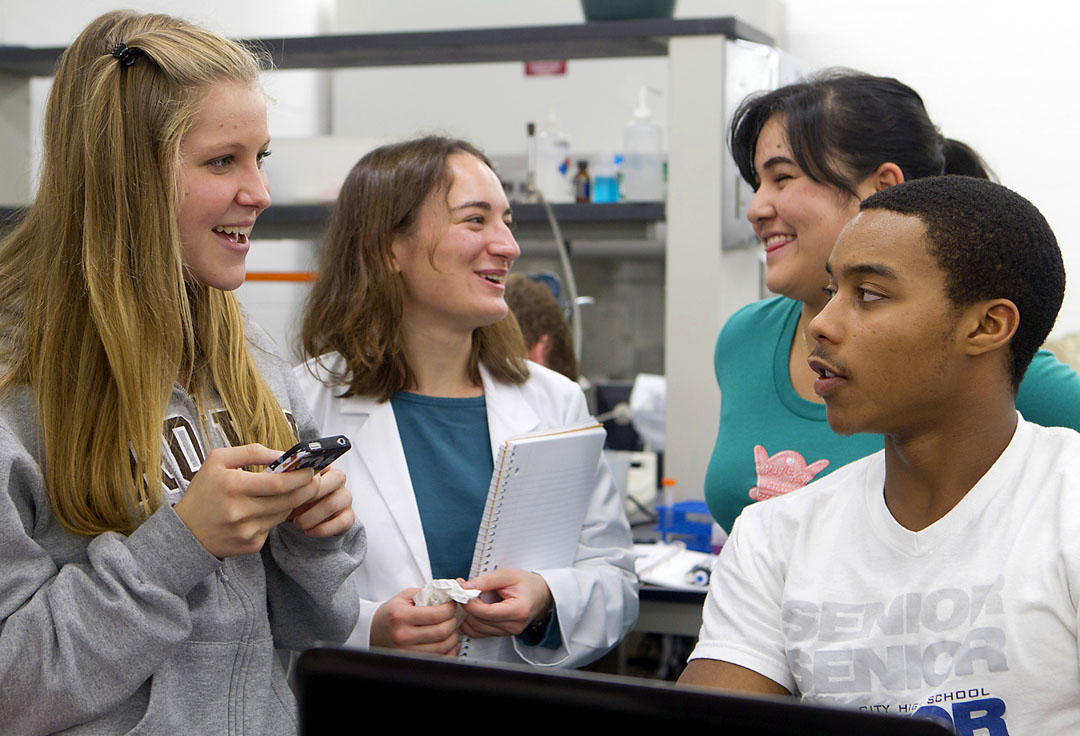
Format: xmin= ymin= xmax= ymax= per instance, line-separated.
xmin=0 ymin=11 xmax=297 ymax=536
xmin=300 ymin=136 xmax=529 ymax=400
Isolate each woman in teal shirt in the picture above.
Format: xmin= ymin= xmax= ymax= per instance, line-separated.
xmin=705 ymin=70 xmax=1080 ymax=531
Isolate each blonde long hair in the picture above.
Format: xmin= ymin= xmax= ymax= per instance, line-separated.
xmin=300 ymin=136 xmax=529 ymax=401
xmin=0 ymin=11 xmax=296 ymax=536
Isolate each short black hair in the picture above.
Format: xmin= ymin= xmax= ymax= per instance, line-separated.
xmin=860 ymin=176 xmax=1064 ymax=390
xmin=729 ymin=69 xmax=990 ymax=197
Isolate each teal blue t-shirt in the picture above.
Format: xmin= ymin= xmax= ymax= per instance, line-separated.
xmin=704 ymin=296 xmax=1080 ymax=532
xmin=391 ymin=392 xmax=493 ymax=581
xmin=391 ymin=390 xmax=563 ymax=649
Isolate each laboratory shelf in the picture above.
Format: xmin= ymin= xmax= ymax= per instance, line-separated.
xmin=0 ymin=202 xmax=665 ymax=244
xmin=255 ymin=201 xmax=665 ymax=241
xmin=0 ymin=18 xmax=740 ymax=245
xmin=0 ymin=17 xmax=771 ymax=77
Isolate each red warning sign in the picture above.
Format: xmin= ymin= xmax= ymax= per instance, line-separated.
xmin=525 ymin=60 xmax=567 ymax=76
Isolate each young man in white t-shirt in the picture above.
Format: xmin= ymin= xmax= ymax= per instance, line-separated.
xmin=679 ymin=176 xmax=1080 ymax=735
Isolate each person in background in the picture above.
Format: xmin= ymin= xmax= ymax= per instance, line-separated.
xmin=504 ymin=273 xmax=580 ymax=381
xmin=704 ymin=69 xmax=1080 ymax=532
xmin=0 ymin=11 xmax=364 ymax=734
xmin=681 ymin=176 xmax=1080 ymax=733
xmin=296 ymin=135 xmax=637 ymax=667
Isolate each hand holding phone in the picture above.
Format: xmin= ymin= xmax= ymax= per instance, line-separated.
xmin=266 ymin=435 xmax=354 ymax=537
xmin=174 ymin=443 xmax=326 ymax=557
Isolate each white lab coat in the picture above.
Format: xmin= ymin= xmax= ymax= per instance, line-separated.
xmin=294 ymin=354 xmax=639 ymax=667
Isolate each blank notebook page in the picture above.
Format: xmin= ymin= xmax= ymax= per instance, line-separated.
xmin=469 ymin=421 xmax=606 ymax=577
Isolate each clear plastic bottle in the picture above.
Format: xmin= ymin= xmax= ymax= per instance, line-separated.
xmin=535 ymin=112 xmax=572 ymax=203
xmin=622 ymin=87 xmax=664 ymax=202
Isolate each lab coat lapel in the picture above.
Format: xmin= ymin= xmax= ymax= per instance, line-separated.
xmin=345 ymin=395 xmax=432 ymax=579
xmin=481 ymin=362 xmax=539 ymax=458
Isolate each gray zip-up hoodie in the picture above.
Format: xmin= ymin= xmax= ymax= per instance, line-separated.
xmin=0 ymin=326 xmax=365 ymax=735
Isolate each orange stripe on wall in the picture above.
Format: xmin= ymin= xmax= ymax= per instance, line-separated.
xmin=244 ymin=272 xmax=317 ymax=282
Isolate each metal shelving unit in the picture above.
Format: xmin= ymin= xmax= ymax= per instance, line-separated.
xmin=0 ymin=18 xmax=771 ymax=242
xmin=254 ymin=201 xmax=665 ymax=241
xmin=0 ymin=18 xmax=770 ymax=75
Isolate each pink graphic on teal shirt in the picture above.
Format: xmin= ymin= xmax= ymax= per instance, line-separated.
xmin=748 ymin=445 xmax=830 ymax=501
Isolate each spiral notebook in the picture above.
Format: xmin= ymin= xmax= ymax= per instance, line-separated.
xmin=467 ymin=420 xmax=607 ymax=579
xmin=460 ymin=420 xmax=606 ymax=658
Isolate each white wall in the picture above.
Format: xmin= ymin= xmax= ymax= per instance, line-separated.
xmin=783 ymin=0 xmax=1080 ymax=336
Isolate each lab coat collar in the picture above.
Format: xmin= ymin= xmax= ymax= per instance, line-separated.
xmin=333 ymin=361 xmax=540 ymax=580
xmin=343 ymin=392 xmax=432 ymax=580
xmin=480 ymin=361 xmax=540 ymax=458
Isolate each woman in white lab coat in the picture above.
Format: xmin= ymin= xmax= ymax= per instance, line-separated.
xmin=296 ymin=136 xmax=638 ymax=667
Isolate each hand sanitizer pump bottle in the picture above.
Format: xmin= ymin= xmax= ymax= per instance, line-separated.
xmin=622 ymin=87 xmax=664 ymax=202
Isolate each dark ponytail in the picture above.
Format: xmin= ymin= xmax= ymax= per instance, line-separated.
xmin=943 ymin=139 xmax=996 ymax=180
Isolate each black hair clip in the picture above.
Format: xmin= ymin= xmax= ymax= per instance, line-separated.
xmin=111 ymin=42 xmax=138 ymax=68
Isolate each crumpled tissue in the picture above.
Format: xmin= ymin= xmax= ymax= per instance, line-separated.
xmin=413 ymin=578 xmax=482 ymax=606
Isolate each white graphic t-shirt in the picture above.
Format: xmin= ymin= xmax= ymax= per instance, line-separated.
xmin=692 ymin=417 xmax=1080 ymax=735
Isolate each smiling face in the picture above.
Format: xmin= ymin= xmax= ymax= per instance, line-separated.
xmin=807 ymin=209 xmax=969 ymax=438
xmin=747 ymin=116 xmax=873 ymax=308
xmin=177 ymin=81 xmax=271 ymax=291
xmin=391 ymin=152 xmax=520 ymax=336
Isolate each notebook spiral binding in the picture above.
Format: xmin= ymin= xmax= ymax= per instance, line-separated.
xmin=459 ymin=447 xmax=516 ymax=659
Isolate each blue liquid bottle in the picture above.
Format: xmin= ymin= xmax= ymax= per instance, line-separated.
xmin=592 ymin=153 xmax=619 ymax=203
